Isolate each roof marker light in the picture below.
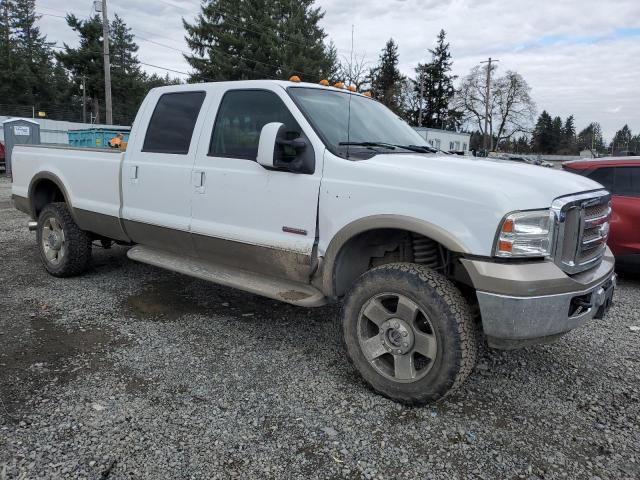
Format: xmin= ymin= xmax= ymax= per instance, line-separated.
xmin=319 ymin=79 xmax=330 ymax=86
xmin=289 ymin=75 xmax=301 ymax=82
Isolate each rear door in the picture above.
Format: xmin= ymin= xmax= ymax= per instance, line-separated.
xmin=121 ymin=89 xmax=207 ymax=254
xmin=190 ymin=86 xmax=325 ymax=282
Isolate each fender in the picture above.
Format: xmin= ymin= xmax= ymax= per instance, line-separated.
xmin=320 ymin=214 xmax=470 ymax=298
xmin=27 ymin=171 xmax=77 ymax=222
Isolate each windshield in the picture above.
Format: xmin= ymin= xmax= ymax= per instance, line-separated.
xmin=288 ymin=87 xmax=430 ymax=159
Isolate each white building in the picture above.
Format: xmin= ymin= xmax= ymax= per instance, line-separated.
xmin=413 ymin=127 xmax=471 ymax=153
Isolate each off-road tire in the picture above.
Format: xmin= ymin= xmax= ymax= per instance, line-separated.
xmin=340 ymin=263 xmax=477 ymax=404
xmin=36 ymin=202 xmax=92 ymax=277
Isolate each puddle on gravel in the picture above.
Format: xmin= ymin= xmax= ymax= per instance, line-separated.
xmin=0 ymin=311 xmax=126 ymax=419
xmin=125 ymin=279 xmax=209 ymax=322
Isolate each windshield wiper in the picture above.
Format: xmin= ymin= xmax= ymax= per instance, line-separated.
xmin=395 ymin=144 xmax=439 ymax=153
xmin=339 ymin=142 xmax=447 ymax=154
xmin=339 ymin=141 xmax=396 ymax=150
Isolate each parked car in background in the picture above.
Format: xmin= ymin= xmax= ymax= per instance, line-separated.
xmin=563 ymin=157 xmax=640 ymax=267
xmin=489 ymin=153 xmax=554 ymax=168
xmin=0 ymin=141 xmax=5 ymax=171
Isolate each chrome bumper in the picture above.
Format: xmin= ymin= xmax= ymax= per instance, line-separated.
xmin=477 ymin=270 xmax=617 ymax=349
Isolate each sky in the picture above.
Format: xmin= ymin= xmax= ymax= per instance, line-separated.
xmin=36 ymin=0 xmax=640 ymax=140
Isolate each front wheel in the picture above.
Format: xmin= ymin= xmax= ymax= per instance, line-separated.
xmin=36 ymin=202 xmax=92 ymax=277
xmin=341 ymin=263 xmax=477 ymax=404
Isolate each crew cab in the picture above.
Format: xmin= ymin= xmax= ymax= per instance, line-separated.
xmin=563 ymin=157 xmax=640 ymax=268
xmin=11 ymin=80 xmax=616 ymax=404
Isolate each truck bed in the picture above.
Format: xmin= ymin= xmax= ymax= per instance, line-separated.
xmin=11 ymin=144 xmax=124 ymax=220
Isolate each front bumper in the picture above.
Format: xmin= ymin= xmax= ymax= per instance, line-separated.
xmin=461 ymin=247 xmax=616 ymax=349
xmin=476 ymin=270 xmax=616 ymax=348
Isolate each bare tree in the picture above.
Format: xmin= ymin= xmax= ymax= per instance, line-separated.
xmin=399 ymin=78 xmax=420 ymax=124
xmin=492 ymin=71 xmax=536 ymax=147
xmin=338 ymin=52 xmax=370 ymax=90
xmin=455 ymin=65 xmax=535 ymax=151
xmin=455 ymin=65 xmax=494 ymax=145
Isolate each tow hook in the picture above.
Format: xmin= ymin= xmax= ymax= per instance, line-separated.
xmin=28 ymin=221 xmax=37 ymax=231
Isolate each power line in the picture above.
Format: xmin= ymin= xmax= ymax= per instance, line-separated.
xmin=39 ymin=6 xmax=336 ymax=83
xmin=153 ymin=0 xmax=191 ymax=13
xmin=37 ymin=12 xmax=66 ymax=19
xmin=138 ymin=62 xmax=190 ymax=77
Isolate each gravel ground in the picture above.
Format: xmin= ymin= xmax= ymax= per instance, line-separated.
xmin=0 ymin=174 xmax=639 ymax=480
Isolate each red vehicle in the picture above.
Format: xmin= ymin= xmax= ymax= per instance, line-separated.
xmin=0 ymin=141 xmax=5 ymax=170
xmin=563 ymin=157 xmax=640 ymax=267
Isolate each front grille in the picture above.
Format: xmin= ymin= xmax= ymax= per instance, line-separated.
xmin=552 ymin=190 xmax=611 ymax=274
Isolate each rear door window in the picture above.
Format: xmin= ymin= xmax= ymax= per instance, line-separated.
xmin=143 ymin=91 xmax=206 ymax=154
xmin=614 ymin=166 xmax=640 ymax=197
xmin=587 ymin=167 xmax=614 ymax=191
xmin=209 ymin=90 xmax=301 ymax=160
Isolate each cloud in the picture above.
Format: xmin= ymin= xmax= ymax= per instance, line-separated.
xmin=37 ymin=0 xmax=640 ymax=139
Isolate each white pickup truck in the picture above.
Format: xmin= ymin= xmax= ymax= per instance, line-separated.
xmin=11 ymin=80 xmax=616 ymax=404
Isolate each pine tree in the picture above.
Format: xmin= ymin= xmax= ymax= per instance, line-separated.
xmin=57 ymin=14 xmax=177 ymax=124
xmin=515 ymin=135 xmax=530 ymax=154
xmin=559 ymin=115 xmax=576 ymax=154
xmin=184 ymin=0 xmax=337 ymax=82
xmin=369 ymin=39 xmax=404 ymax=115
xmin=550 ymin=116 xmax=563 ymax=153
xmin=630 ymin=134 xmax=640 ymax=155
xmin=413 ymin=30 xmax=457 ymax=129
xmin=56 ymin=15 xmax=105 ymax=121
xmin=0 ymin=0 xmax=14 ymax=104
xmin=577 ymin=122 xmax=605 ymax=153
xmin=530 ymin=110 xmax=553 ymax=153
xmin=109 ymin=13 xmax=147 ymax=124
xmin=611 ymin=124 xmax=633 ymax=155
xmin=6 ymin=0 xmax=62 ymax=109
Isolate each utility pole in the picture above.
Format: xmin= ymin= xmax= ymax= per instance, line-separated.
xmin=348 ymin=24 xmax=354 ymax=87
xmin=101 ymin=0 xmax=113 ymax=125
xmin=480 ymin=57 xmax=498 ymax=152
xmin=81 ymin=75 xmax=87 ymax=123
xmin=418 ymin=72 xmax=424 ymax=127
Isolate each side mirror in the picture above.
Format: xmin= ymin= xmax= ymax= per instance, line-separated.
xmin=257 ymin=122 xmax=284 ymax=168
xmin=256 ymin=122 xmax=315 ymax=174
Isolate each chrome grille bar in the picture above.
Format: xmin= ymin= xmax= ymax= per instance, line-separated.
xmin=551 ymin=190 xmax=611 ymax=274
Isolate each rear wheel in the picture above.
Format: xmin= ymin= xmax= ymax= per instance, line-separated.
xmin=36 ymin=202 xmax=92 ymax=277
xmin=341 ymin=263 xmax=477 ymax=404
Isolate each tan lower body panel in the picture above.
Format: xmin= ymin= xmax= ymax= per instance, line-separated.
xmin=122 ymin=219 xmax=313 ymax=284
xmin=74 ymin=208 xmax=130 ymax=242
xmin=127 ymin=245 xmax=326 ymax=307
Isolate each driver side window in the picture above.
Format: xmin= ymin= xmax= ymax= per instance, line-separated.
xmin=209 ymin=89 xmax=301 ymax=160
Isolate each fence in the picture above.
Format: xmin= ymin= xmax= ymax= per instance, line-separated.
xmin=0 ymin=104 xmax=135 ymax=128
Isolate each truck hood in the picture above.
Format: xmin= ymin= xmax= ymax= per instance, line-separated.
xmin=362 ymin=153 xmax=604 ymax=210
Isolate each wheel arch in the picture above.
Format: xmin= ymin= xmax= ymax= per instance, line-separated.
xmin=28 ymin=171 xmax=74 ymax=220
xmin=320 ymin=215 xmax=470 ymax=299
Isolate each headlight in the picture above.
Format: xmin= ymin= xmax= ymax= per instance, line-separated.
xmin=494 ymin=209 xmax=555 ymax=258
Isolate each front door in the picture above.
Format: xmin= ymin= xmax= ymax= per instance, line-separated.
xmin=190 ymin=87 xmax=324 ymax=282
